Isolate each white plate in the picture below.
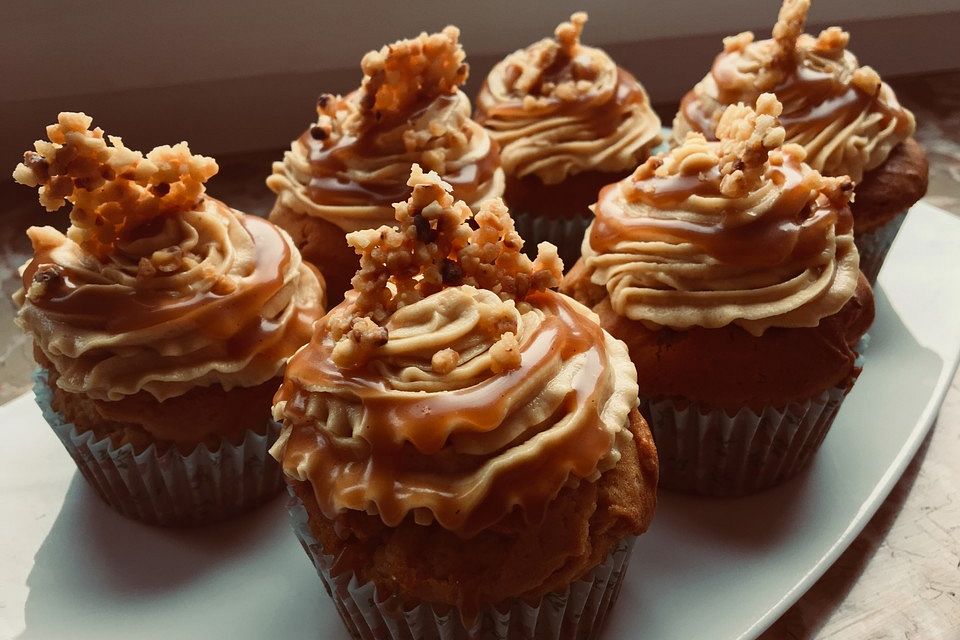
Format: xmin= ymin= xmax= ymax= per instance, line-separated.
xmin=1 ymin=201 xmax=958 ymax=640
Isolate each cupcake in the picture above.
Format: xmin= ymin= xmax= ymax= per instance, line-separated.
xmin=672 ymin=0 xmax=927 ymax=283
xmin=475 ymin=12 xmax=662 ymax=267
xmin=12 ymin=113 xmax=324 ymax=525
xmin=271 ymin=165 xmax=658 ymax=638
xmin=563 ymin=95 xmax=874 ymax=496
xmin=268 ymin=26 xmax=504 ymax=306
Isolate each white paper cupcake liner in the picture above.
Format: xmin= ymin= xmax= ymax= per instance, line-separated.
xmin=287 ymin=487 xmax=635 ymax=640
xmin=512 ymin=210 xmax=593 ymax=273
xmin=855 ymin=209 xmax=907 ymax=285
xmin=640 ymin=384 xmax=849 ymax=497
xmin=33 ymin=369 xmax=283 ymax=526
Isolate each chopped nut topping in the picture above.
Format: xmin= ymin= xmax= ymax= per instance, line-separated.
xmin=12 ymin=112 xmax=218 ymax=261
xmin=25 ymin=264 xmax=63 ymax=301
xmin=636 ymin=93 xmax=853 ymax=203
xmin=328 ymin=164 xmax=562 ymax=369
xmin=489 ymin=332 xmax=522 ymax=374
xmin=498 ymin=12 xmax=604 ymax=105
xmin=431 ymin=348 xmax=461 ymax=374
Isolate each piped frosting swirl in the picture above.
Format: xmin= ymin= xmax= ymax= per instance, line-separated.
xmin=475 ymin=12 xmax=662 ymax=184
xmin=271 ymin=165 xmax=638 ymax=537
xmin=268 ymin=27 xmax=504 ymax=232
xmin=673 ymin=0 xmax=915 ymax=183
xmin=13 ymin=113 xmax=323 ymax=401
xmin=583 ymin=94 xmax=860 ymax=336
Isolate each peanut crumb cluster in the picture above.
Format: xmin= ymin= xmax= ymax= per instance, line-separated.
xmin=499 ymin=12 xmax=602 ymax=108
xmin=635 ymin=94 xmax=853 ymax=202
xmin=328 ymin=164 xmax=562 ymax=370
xmin=12 ymin=112 xmax=218 ymax=261
xmin=309 ymin=28 xmax=471 ymax=173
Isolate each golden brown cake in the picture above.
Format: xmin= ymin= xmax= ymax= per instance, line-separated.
xmin=563 ymin=94 xmax=874 ymax=496
xmin=271 ymin=165 xmax=657 ymax=638
xmin=475 ymin=12 xmax=662 ymax=267
xmin=268 ymin=27 xmax=503 ymax=304
xmin=672 ymin=0 xmax=928 ymax=282
xmin=13 ymin=113 xmax=324 ymax=525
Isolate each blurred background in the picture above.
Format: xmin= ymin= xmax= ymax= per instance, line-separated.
xmin=4 ymin=0 xmax=959 ymax=159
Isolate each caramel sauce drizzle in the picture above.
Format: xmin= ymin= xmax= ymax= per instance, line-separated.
xmin=476 ymin=68 xmax=647 ymax=136
xmin=590 ymin=157 xmax=852 ymax=268
xmin=278 ymin=290 xmax=612 ymax=538
xmin=23 ymin=205 xmax=317 ymax=361
xmin=682 ymin=53 xmax=913 ymax=143
xmin=304 ymin=93 xmax=500 ymax=208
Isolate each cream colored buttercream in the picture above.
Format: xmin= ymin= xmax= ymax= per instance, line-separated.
xmin=672 ymin=0 xmax=914 ymax=183
xmin=13 ymin=112 xmax=323 ymax=401
xmin=585 ymin=94 xmax=860 ymax=336
xmin=476 ymin=12 xmax=661 ymax=184
xmin=267 ymin=27 xmax=504 ymax=233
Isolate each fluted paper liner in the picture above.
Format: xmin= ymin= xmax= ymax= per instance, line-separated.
xmin=287 ymin=487 xmax=636 ymax=640
xmin=641 ymin=385 xmax=849 ymax=497
xmin=512 ymin=210 xmax=592 ymax=273
xmin=33 ymin=369 xmax=283 ymax=526
xmin=855 ymin=210 xmax=907 ymax=285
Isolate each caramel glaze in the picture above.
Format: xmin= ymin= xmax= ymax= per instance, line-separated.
xmin=277 ymin=290 xmax=617 ymax=539
xmin=681 ymin=54 xmax=913 ymax=146
xmin=304 ymin=93 xmax=500 ymax=208
xmin=590 ymin=158 xmax=853 ymax=269
xmin=22 ymin=200 xmax=318 ymax=363
xmin=475 ymin=68 xmax=647 ymax=138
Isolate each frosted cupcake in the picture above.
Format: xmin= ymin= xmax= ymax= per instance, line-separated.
xmin=673 ymin=0 xmax=927 ymax=283
xmin=475 ymin=12 xmax=662 ymax=267
xmin=271 ymin=165 xmax=658 ymax=638
xmin=13 ymin=113 xmax=324 ymax=525
xmin=268 ymin=26 xmax=504 ymax=305
xmin=563 ymin=95 xmax=874 ymax=496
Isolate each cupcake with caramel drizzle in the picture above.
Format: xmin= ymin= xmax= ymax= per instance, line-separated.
xmin=13 ymin=113 xmax=324 ymax=525
xmin=268 ymin=27 xmax=504 ymax=306
xmin=271 ymin=165 xmax=657 ymax=638
xmin=475 ymin=12 xmax=662 ymax=266
xmin=563 ymin=94 xmax=874 ymax=496
xmin=673 ymin=0 xmax=927 ymax=282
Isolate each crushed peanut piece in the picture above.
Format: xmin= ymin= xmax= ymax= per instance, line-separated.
xmin=635 ymin=93 xmax=853 ymax=204
xmin=12 ymin=112 xmax=218 ymax=260
xmin=327 ymin=164 xmax=562 ymax=369
xmin=498 ymin=12 xmax=603 ymax=104
xmin=489 ymin=332 xmax=522 ymax=374
xmin=431 ymin=348 xmax=461 ymax=374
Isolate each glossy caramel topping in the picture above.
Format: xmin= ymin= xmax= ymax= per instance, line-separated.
xmin=14 ymin=114 xmax=324 ymax=401
xmin=271 ymin=165 xmax=638 ymax=536
xmin=584 ymin=94 xmax=861 ymax=335
xmin=475 ymin=12 xmax=661 ymax=184
xmin=673 ymin=0 xmax=915 ymax=182
xmin=268 ymin=28 xmax=504 ymax=232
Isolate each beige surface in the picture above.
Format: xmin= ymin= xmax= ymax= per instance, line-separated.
xmin=2 ymin=71 xmax=958 ymax=638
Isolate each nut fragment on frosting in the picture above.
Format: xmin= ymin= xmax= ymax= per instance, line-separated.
xmin=327 ymin=164 xmax=562 ymax=369
xmin=475 ymin=12 xmax=662 ymax=184
xmin=673 ymin=0 xmax=915 ymax=182
xmin=13 ymin=113 xmax=323 ymax=401
xmin=271 ymin=165 xmax=639 ymax=537
xmin=583 ymin=94 xmax=860 ymax=336
xmin=267 ymin=27 xmax=504 ymax=233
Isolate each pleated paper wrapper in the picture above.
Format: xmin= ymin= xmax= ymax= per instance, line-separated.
xmin=34 ymin=369 xmax=283 ymax=526
xmin=641 ymin=384 xmax=849 ymax=497
xmin=287 ymin=488 xmax=636 ymax=640
xmin=855 ymin=210 xmax=908 ymax=284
